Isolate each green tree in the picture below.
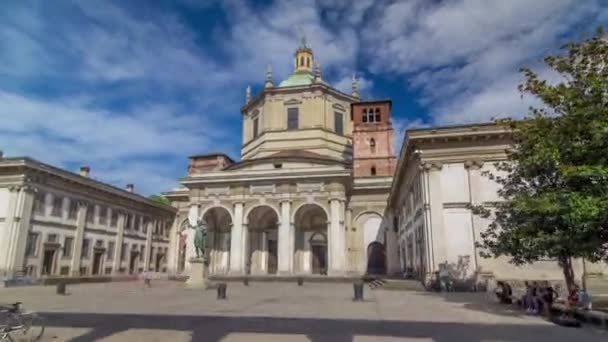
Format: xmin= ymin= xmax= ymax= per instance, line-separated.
xmin=472 ymin=28 xmax=608 ymax=291
xmin=149 ymin=194 xmax=170 ymax=206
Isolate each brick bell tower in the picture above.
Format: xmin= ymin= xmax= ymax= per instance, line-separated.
xmin=351 ymin=100 xmax=396 ymax=178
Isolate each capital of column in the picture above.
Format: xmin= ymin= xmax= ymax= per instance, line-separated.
xmin=464 ymin=159 xmax=484 ymax=170
xmin=421 ymin=161 xmax=442 ymax=171
xmin=8 ymin=185 xmax=22 ymax=192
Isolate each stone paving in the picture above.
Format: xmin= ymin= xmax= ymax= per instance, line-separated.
xmin=0 ymin=280 xmax=606 ymax=341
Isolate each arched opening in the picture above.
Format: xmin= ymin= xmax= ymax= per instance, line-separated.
xmin=371 ymin=166 xmax=377 ymax=176
xmin=300 ymin=56 xmax=305 ymax=67
xmin=293 ymin=204 xmax=328 ymax=275
xmin=246 ymin=206 xmax=279 ymax=275
xmin=202 ymin=207 xmax=232 ymax=275
xmin=367 ymin=242 xmax=386 ymax=275
xmin=357 ymin=214 xmax=385 ymax=275
xmin=306 ymin=57 xmax=310 ymax=67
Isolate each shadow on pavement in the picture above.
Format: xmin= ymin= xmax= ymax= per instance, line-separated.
xmin=419 ymin=291 xmax=527 ymax=318
xmin=39 ymin=311 xmax=604 ymax=342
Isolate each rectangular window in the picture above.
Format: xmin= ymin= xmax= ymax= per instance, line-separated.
xmin=253 ymin=117 xmax=259 ymax=138
xmin=126 ymin=214 xmax=132 ymax=229
xmin=25 ymin=233 xmax=38 ymax=257
xmin=121 ymin=243 xmax=127 ymax=261
xmin=85 ymin=205 xmax=94 ymax=223
xmin=68 ymin=199 xmax=78 ymax=220
xmin=287 ymin=108 xmax=299 ymax=130
xmin=362 ymin=110 xmax=368 ymax=123
xmin=140 ymin=245 xmax=145 ymax=261
xmin=110 ymin=209 xmax=118 ymax=227
xmin=334 ymin=112 xmax=344 ymax=135
xmin=33 ymin=191 xmax=45 ymax=215
xmin=375 ymin=110 xmax=381 ymax=122
xmin=81 ymin=239 xmax=90 ymax=259
xmin=51 ymin=195 xmax=63 ymax=217
xmin=134 ymin=216 xmax=140 ymax=231
xmin=99 ymin=206 xmax=107 ymax=225
xmin=63 ymin=237 xmax=73 ymax=258
xmin=107 ymin=241 xmax=115 ymax=261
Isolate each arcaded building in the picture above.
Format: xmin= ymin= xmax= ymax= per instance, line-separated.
xmin=0 ymin=157 xmax=176 ymax=279
xmin=166 ymin=39 xmax=400 ymax=277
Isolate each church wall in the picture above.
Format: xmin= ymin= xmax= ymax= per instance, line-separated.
xmin=241 ymin=87 xmax=355 ymax=161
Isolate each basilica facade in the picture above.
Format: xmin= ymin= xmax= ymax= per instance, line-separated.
xmin=165 ymin=40 xmax=400 ymax=277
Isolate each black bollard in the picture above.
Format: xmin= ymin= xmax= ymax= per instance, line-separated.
xmin=217 ymin=283 xmax=227 ymax=300
xmin=56 ymin=282 xmax=67 ymax=295
xmin=243 ymin=277 xmax=249 ymax=286
xmin=297 ymin=277 xmax=304 ymax=286
xmin=353 ymin=281 xmax=364 ymax=301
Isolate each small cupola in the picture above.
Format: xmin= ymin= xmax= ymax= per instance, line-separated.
xmin=294 ymin=33 xmax=314 ymax=73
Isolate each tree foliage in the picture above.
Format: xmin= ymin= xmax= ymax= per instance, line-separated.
xmin=471 ymin=28 xmax=608 ymax=290
xmin=149 ymin=194 xmax=170 ymax=206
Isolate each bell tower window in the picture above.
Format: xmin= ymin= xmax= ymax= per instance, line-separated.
xmin=375 ymin=108 xmax=381 ymax=122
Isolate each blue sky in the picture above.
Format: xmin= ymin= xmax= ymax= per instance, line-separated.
xmin=1 ymin=0 xmax=607 ymax=195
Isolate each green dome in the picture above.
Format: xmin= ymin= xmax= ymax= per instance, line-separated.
xmin=278 ymin=72 xmax=315 ymax=87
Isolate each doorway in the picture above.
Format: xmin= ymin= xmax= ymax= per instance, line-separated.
xmin=92 ymin=251 xmax=104 ymax=275
xmin=267 ymin=239 xmax=277 ymax=274
xmin=155 ymin=253 xmax=163 ymax=272
xmin=311 ymin=245 xmax=327 ymax=275
xmin=41 ymin=249 xmax=55 ymax=276
xmin=129 ymin=252 xmax=138 ymax=275
xmin=367 ymin=242 xmax=387 ymax=275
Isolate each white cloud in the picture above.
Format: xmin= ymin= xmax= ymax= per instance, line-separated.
xmin=0 ymin=91 xmax=230 ymax=195
xmin=362 ymin=0 xmax=607 ymax=124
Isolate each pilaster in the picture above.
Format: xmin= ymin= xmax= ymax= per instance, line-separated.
xmin=143 ymin=220 xmax=154 ymax=271
xmin=9 ymin=185 xmax=35 ymax=276
xmin=70 ymin=200 xmax=88 ymax=276
xmin=464 ymin=159 xmax=484 ymax=272
xmin=112 ymin=212 xmax=126 ymax=274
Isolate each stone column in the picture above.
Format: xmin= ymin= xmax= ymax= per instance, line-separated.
xmin=166 ymin=217 xmax=180 ymax=274
xmin=261 ymin=231 xmax=268 ymax=274
xmin=143 ymin=220 xmax=154 ymax=271
xmin=241 ymin=223 xmax=249 ymax=274
xmin=70 ymin=201 xmax=89 ymax=276
xmin=229 ymin=202 xmax=244 ymax=274
xmin=278 ymin=200 xmax=292 ymax=274
xmin=328 ymin=198 xmax=345 ymax=275
xmin=112 ymin=212 xmax=126 ymax=274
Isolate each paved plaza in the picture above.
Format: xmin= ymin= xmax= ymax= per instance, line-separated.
xmin=0 ymin=281 xmax=606 ymax=341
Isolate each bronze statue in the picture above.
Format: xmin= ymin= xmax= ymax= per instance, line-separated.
xmin=192 ymin=219 xmax=207 ymax=259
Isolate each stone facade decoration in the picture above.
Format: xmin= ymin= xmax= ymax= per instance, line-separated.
xmin=0 ymin=158 xmax=176 ymax=280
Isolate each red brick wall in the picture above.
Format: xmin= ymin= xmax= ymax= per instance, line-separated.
xmin=352 ymin=101 xmax=396 ymax=178
xmin=188 ymin=155 xmax=233 ymax=175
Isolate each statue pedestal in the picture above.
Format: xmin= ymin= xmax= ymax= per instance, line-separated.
xmin=186 ymin=257 xmax=209 ymax=289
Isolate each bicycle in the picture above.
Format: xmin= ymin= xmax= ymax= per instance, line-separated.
xmin=0 ymin=302 xmax=45 ymax=342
